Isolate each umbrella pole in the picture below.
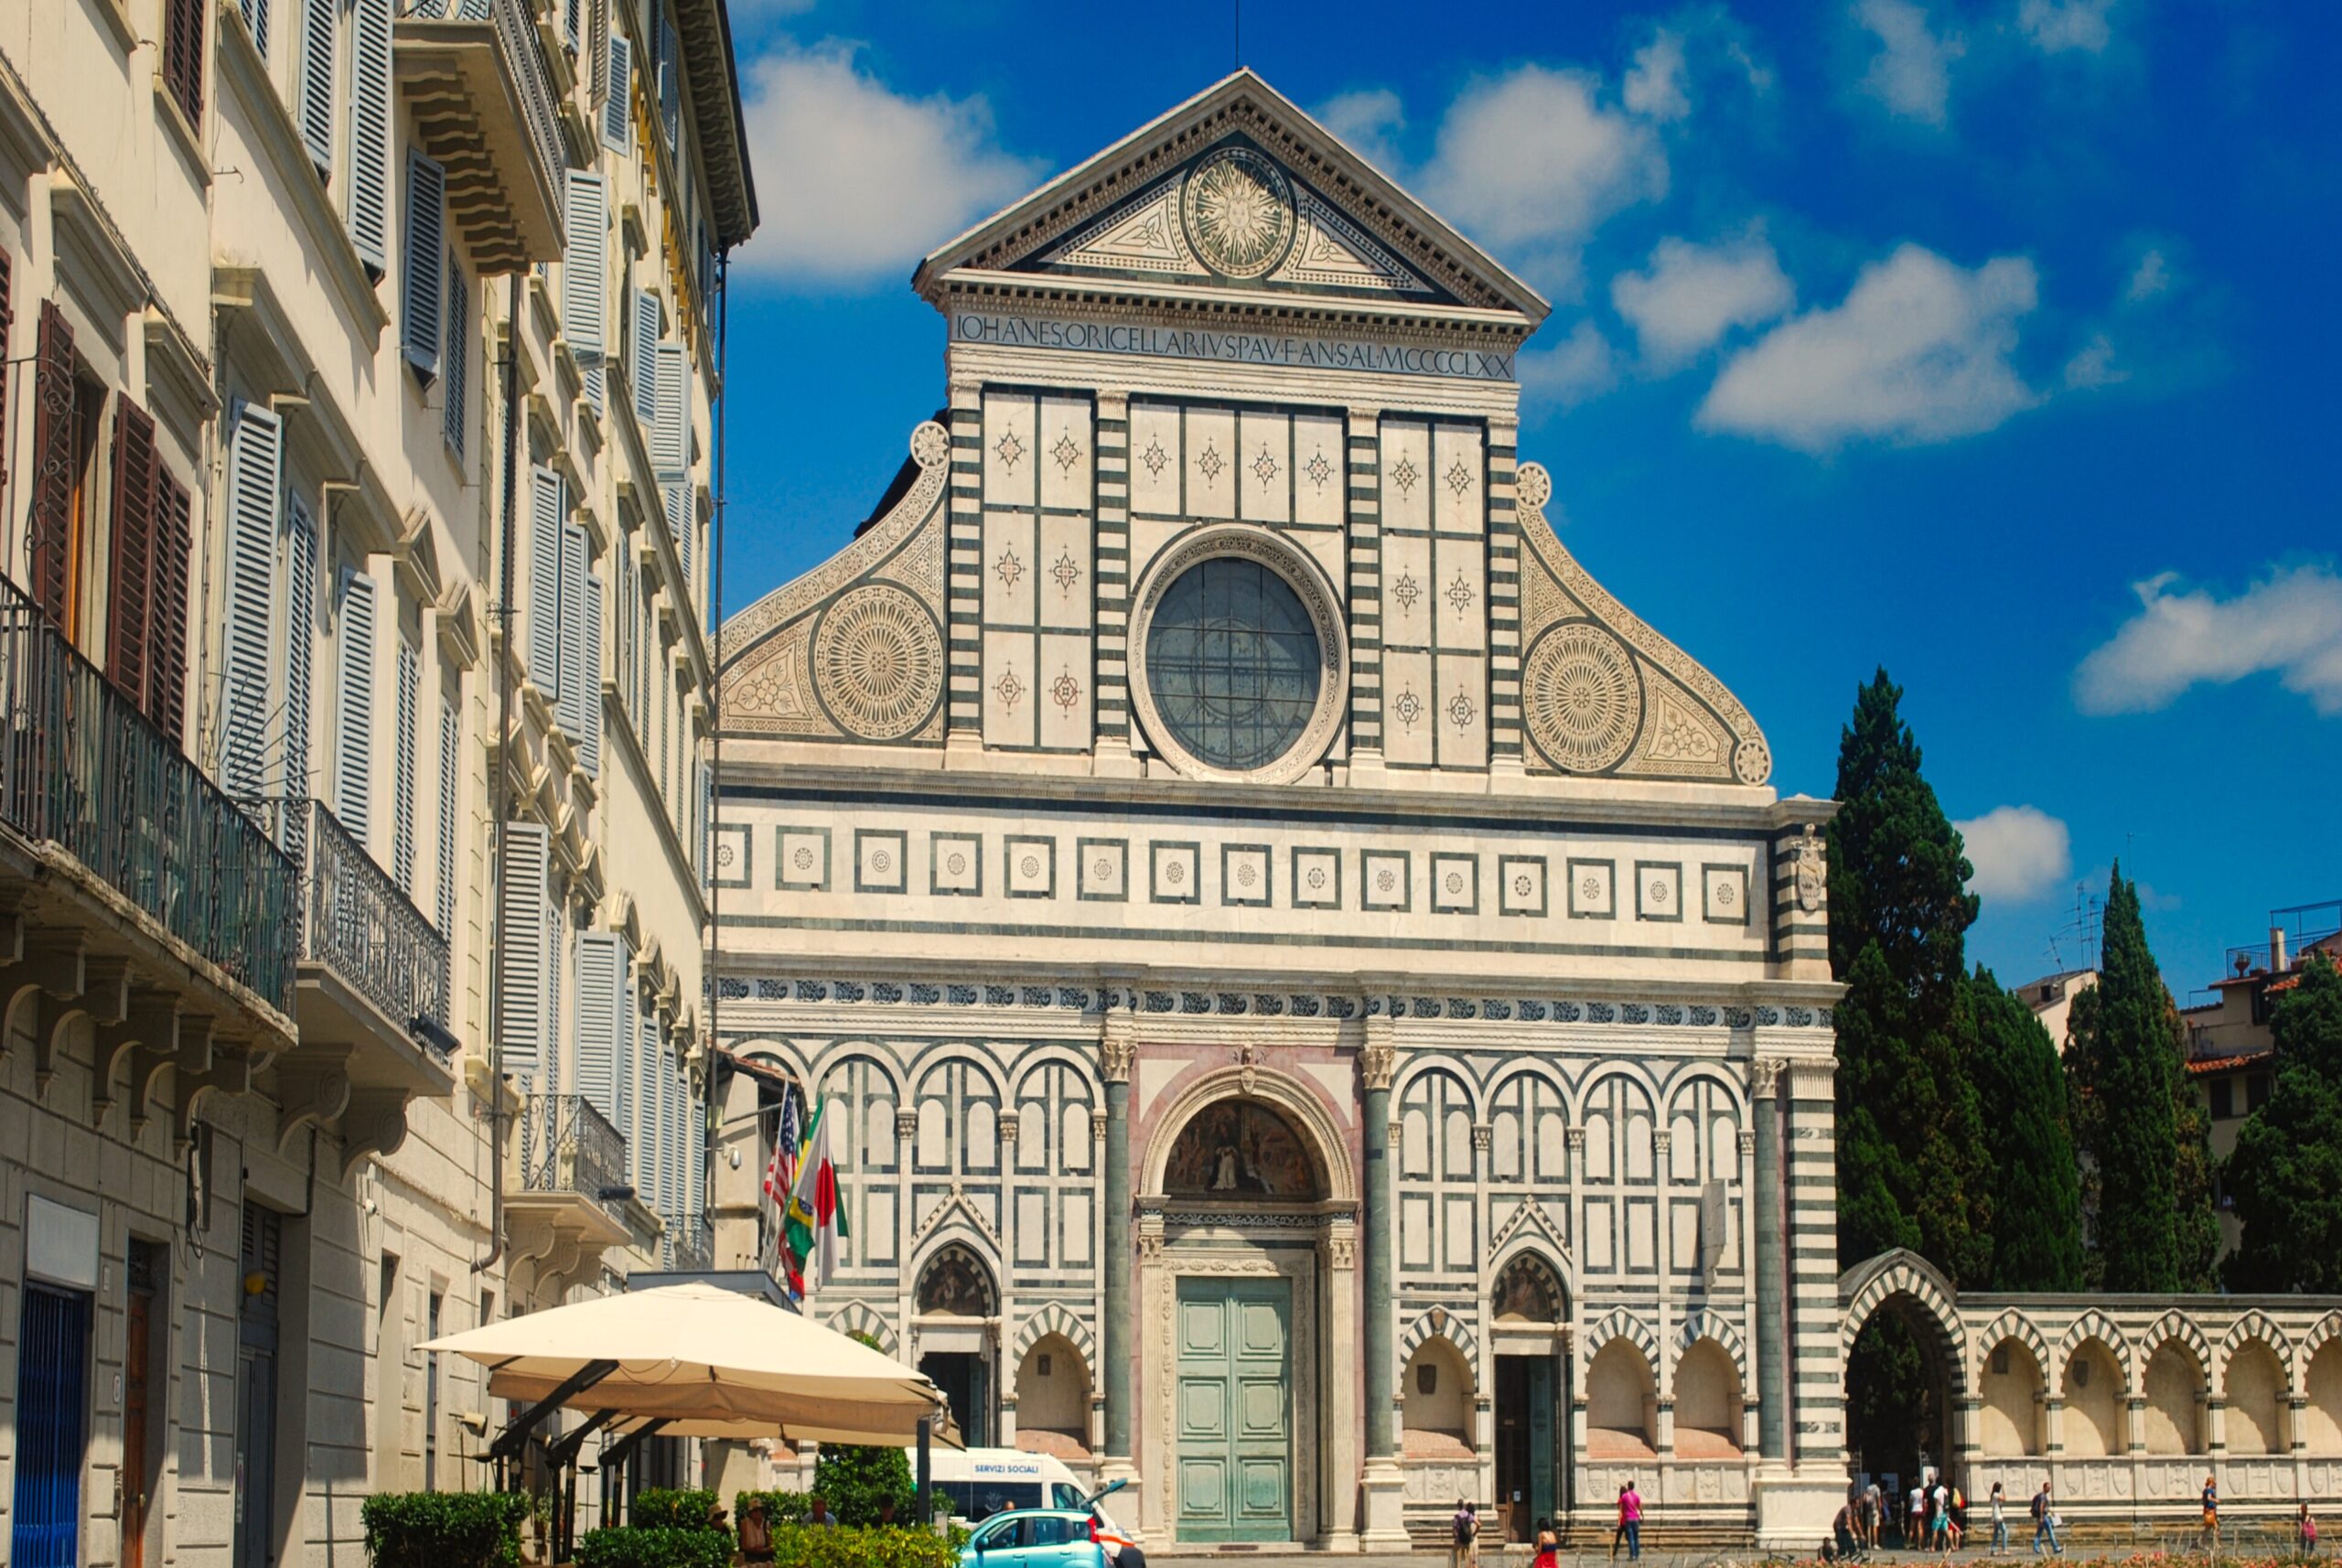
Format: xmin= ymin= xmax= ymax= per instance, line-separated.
xmin=917 ymin=1415 xmax=932 ymax=1533
xmin=547 ymin=1410 xmax=620 ymax=1561
xmin=488 ymin=1359 xmax=622 ymax=1464
xmin=596 ymin=1419 xmax=672 ymax=1522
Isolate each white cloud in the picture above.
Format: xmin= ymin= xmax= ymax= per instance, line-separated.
xmin=2074 ymin=566 xmax=2342 ymax=716
xmin=1418 ymin=65 xmax=1668 ymax=274
xmin=1697 ymin=243 xmax=2040 ymax=450
xmin=1624 ymin=28 xmax=1692 ymax=122
xmin=2017 ymin=0 xmax=2116 ymax=54
xmin=2124 ymin=247 xmax=2172 ymax=304
xmin=1854 ymin=0 xmax=1964 ymax=126
xmin=1314 ymin=88 xmax=1406 ymax=174
xmin=1956 ymin=805 xmax=2073 ymax=903
xmin=2062 ymin=331 xmax=2122 ymax=389
xmin=1610 ymin=232 xmax=1795 ymax=369
xmin=733 ymin=41 xmax=1043 ymax=284
xmin=1517 ymin=320 xmax=1617 ymax=407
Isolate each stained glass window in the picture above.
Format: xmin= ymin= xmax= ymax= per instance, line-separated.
xmin=1145 ymin=556 xmax=1321 ymax=771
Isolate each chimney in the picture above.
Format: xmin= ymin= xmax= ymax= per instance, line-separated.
xmin=2272 ymin=926 xmax=2290 ymax=973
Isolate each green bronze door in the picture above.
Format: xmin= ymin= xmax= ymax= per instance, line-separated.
xmin=1175 ymin=1276 xmax=1293 ymax=1542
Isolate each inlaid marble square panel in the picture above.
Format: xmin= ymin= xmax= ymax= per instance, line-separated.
xmin=1703 ymin=862 xmax=1749 ymax=925
xmin=1292 ymin=413 xmax=1345 ymax=528
xmin=855 ymin=829 xmax=908 ymax=893
xmin=1635 ymin=860 xmax=1683 ymax=923
xmin=929 ymin=832 xmax=981 ymax=897
xmin=1005 ymin=834 xmax=1056 ymax=899
xmin=1362 ymin=849 xmax=1411 ymax=912
xmin=1292 ymin=846 xmax=1341 ymax=908
xmin=1221 ymin=843 xmax=1271 ymax=908
xmin=1078 ymin=837 xmax=1127 ymax=902
xmin=1430 ymin=852 xmax=1477 ymax=914
xmin=777 ymin=825 xmax=830 ymax=891
xmin=1499 ymin=854 xmax=1547 ymax=918
xmin=712 ymin=823 xmax=751 ymax=889
xmin=1568 ymin=856 xmax=1616 ymax=919
xmin=1151 ymin=840 xmax=1200 ymax=905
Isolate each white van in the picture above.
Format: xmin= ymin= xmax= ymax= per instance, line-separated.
xmin=917 ymin=1447 xmax=1133 ymax=1543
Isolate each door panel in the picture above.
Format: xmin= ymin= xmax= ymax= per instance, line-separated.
xmin=11 ymin=1285 xmax=92 ymax=1568
xmin=1174 ymin=1276 xmax=1292 ymax=1542
xmin=124 ymin=1287 xmax=152 ymax=1568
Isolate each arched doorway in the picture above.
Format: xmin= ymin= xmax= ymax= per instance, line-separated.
xmin=1139 ymin=1076 xmax=1355 ymax=1547
xmin=916 ymin=1243 xmax=999 ymax=1446
xmin=1488 ymin=1252 xmax=1568 ymax=1541
xmin=1840 ymin=1253 xmax=1965 ymax=1531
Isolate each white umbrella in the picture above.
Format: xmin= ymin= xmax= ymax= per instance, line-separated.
xmin=422 ymin=1280 xmax=950 ymax=1445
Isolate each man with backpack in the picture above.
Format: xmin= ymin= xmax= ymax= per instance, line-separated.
xmin=1450 ymin=1498 xmax=1479 ymax=1568
xmin=2032 ymin=1481 xmax=2063 ymax=1556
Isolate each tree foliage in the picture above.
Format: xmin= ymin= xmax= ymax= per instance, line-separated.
xmin=812 ymin=1444 xmax=915 ymax=1527
xmin=1968 ymin=967 xmax=2086 ymax=1291
xmin=2223 ymin=955 xmax=2342 ymax=1292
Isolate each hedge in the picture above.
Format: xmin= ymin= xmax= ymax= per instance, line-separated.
xmin=574 ymin=1525 xmax=734 ymax=1568
xmin=360 ymin=1490 xmax=527 ymax=1568
xmin=760 ymin=1523 xmax=961 ymax=1568
xmin=735 ymin=1489 xmax=814 ymax=1526
xmin=630 ymin=1488 xmax=724 ymax=1531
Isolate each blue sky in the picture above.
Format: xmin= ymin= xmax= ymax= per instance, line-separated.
xmin=712 ymin=0 xmax=2341 ymax=994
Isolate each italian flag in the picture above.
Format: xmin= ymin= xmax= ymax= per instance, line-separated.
xmin=784 ymin=1099 xmax=848 ymax=1288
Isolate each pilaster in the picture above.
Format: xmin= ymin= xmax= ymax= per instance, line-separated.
xmin=1359 ymin=1026 xmax=1406 ymax=1543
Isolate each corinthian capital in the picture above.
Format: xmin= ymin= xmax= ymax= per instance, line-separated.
xmin=1359 ymin=1040 xmax=1397 ymax=1091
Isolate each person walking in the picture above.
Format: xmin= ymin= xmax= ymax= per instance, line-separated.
xmin=1864 ymin=1481 xmax=1883 ymax=1552
xmin=1989 ymin=1482 xmax=2009 ymax=1557
xmin=2201 ymin=1476 xmax=2219 ymax=1556
xmin=2300 ymin=1501 xmax=2318 ymax=1557
xmin=1609 ymin=1487 xmax=1628 ymax=1564
xmin=1931 ymin=1477 xmax=1952 ymax=1552
xmin=1911 ymin=1480 xmax=1928 ymax=1551
xmin=2031 ymin=1482 xmax=2063 ymax=1556
xmin=1450 ymin=1498 xmax=1479 ymax=1568
xmin=1620 ymin=1480 xmax=1645 ymax=1563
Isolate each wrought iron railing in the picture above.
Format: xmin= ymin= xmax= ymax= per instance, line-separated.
xmin=249 ymin=796 xmax=452 ymax=1046
xmin=518 ymin=1094 xmax=628 ymax=1220
xmin=663 ymin=1212 xmax=714 ymax=1272
xmin=489 ymin=0 xmax=564 ymax=225
xmin=0 ymin=578 xmax=297 ymax=1010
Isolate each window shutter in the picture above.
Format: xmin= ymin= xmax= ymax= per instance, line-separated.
xmin=106 ymin=398 xmax=159 ymax=712
xmin=630 ymin=288 xmax=659 ymax=431
xmin=556 ymin=521 xmax=588 ymax=739
xmin=545 ymin=907 xmax=565 ymax=1094
xmin=582 ymin=362 xmax=605 ymax=419
xmin=663 ymin=481 xmax=691 ymax=591
xmin=239 ymin=0 xmax=268 ymax=58
xmin=0 ymin=252 xmax=13 ymax=497
xmin=435 ymin=695 xmax=460 ymax=934
xmin=527 ymin=467 xmax=564 ymax=698
xmin=562 ymin=0 xmax=581 ymax=55
xmin=152 ymin=469 xmax=193 ymax=753
xmin=497 ymin=820 xmax=549 ymax=1080
xmin=580 ymin=570 xmax=605 ymax=775
xmin=652 ymin=342 xmax=686 ymax=474
xmin=392 ymin=638 xmax=420 ymax=894
xmin=282 ymin=492 xmax=319 ymax=800
xmin=221 ymin=403 xmax=283 ymax=799
xmin=299 ymin=0 xmax=336 ymax=177
xmin=347 ymin=0 xmax=392 ymax=273
xmin=402 ymin=150 xmax=446 ymax=378
xmin=588 ymin=0 xmax=607 ymax=101
xmin=601 ymin=32 xmax=631 ymax=152
xmin=575 ymin=931 xmax=621 ymax=1123
xmin=562 ymin=172 xmax=607 ymax=360
xmin=655 ymin=6 xmax=679 ymax=148
xmin=658 ymin=1044 xmax=679 ymax=1222
xmin=334 ymin=568 xmax=379 ymax=847
xmin=27 ymin=302 xmax=78 ymax=627
xmin=441 ymin=250 xmax=469 ymax=456
xmin=163 ymin=0 xmax=206 ymax=126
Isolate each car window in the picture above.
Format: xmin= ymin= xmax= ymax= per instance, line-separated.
xmin=1027 ymin=1517 xmax=1081 ymax=1546
xmin=1051 ymin=1484 xmax=1085 ymax=1509
xmin=976 ymin=1518 xmax=1027 ymax=1551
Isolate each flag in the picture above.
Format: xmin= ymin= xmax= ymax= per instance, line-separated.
xmin=785 ymin=1098 xmax=848 ymax=1287
xmin=763 ymin=1086 xmax=805 ymax=1296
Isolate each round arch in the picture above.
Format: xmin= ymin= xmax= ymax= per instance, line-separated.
xmin=1141 ymin=1066 xmax=1357 ymax=1202
xmin=1839 ymin=1251 xmax=1969 ymax=1487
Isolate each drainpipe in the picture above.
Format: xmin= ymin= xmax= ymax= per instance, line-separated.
xmin=474 ymin=273 xmax=522 ymax=1277
xmin=701 ymin=251 xmax=729 ymax=1257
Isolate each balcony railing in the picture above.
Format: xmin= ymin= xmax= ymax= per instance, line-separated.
xmin=519 ymin=1093 xmax=628 ymax=1220
xmin=663 ymin=1212 xmax=714 ymax=1272
xmin=0 ymin=578 xmax=297 ymax=1011
xmin=397 ymin=0 xmax=565 ymax=270
xmin=249 ymin=796 xmax=451 ymax=1048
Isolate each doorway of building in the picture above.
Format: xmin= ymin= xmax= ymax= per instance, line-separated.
xmin=236 ymin=1206 xmax=283 ymax=1568
xmin=124 ymin=1241 xmax=166 ymax=1568
xmin=920 ymin=1351 xmax=994 ymax=1448
xmin=1494 ymin=1355 xmax=1562 ymax=1541
xmin=1173 ymin=1275 xmax=1293 ymax=1544
xmin=11 ymin=1283 xmax=92 ymax=1568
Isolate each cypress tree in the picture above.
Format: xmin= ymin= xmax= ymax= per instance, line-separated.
xmin=2222 ymin=955 xmax=2342 ymax=1292
xmin=1969 ymin=967 xmax=2085 ymax=1290
xmin=1828 ymin=669 xmax=1993 ymax=1286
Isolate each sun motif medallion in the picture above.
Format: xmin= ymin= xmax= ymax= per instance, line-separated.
xmin=1522 ymin=621 xmax=1643 ymax=773
xmin=1180 ymin=146 xmax=1295 ymax=279
xmin=812 ymin=584 xmax=944 ymax=740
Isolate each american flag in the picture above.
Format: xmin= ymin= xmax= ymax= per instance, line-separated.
xmin=762 ymin=1085 xmax=803 ymax=1288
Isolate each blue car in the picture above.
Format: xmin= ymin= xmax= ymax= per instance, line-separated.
xmin=959 ymin=1509 xmax=1111 ymax=1568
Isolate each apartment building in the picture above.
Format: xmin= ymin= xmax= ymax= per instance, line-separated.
xmin=0 ymin=0 xmax=753 ymax=1552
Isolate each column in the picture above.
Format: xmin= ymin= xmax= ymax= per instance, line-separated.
xmin=1099 ymin=1014 xmax=1138 ymax=1498
xmin=1360 ymin=1030 xmax=1407 ymax=1541
xmin=1750 ymin=1058 xmax=1788 ymax=1461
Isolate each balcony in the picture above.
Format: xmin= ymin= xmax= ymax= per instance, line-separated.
xmin=396 ymin=0 xmax=566 ymax=272
xmin=510 ymin=1093 xmax=634 ymax=1275
xmin=250 ymin=796 xmax=457 ymax=1101
xmin=663 ymin=1212 xmax=714 ymax=1272
xmin=0 ymin=578 xmax=297 ymax=1058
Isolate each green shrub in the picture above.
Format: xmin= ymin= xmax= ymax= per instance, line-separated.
xmin=574 ymin=1525 xmax=734 ymax=1568
xmin=736 ymin=1489 xmax=813 ymax=1527
xmin=764 ymin=1522 xmax=961 ymax=1568
xmin=360 ymin=1490 xmax=527 ymax=1568
xmin=630 ymin=1487 xmax=724 ymax=1531
xmin=811 ymin=1445 xmax=915 ymax=1526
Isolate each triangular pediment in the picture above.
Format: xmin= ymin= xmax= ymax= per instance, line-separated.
xmin=914 ymin=70 xmax=1549 ymax=324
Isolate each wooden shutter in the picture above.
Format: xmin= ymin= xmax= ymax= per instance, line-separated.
xmin=441 ymin=251 xmax=469 ymax=456
xmin=579 ymin=570 xmax=604 ymax=775
xmin=614 ymin=950 xmax=635 ymax=1144
xmin=575 ymin=931 xmax=621 ymax=1123
xmin=434 ymin=695 xmax=459 ymax=934
xmin=0 ymin=251 xmax=12 ymax=497
xmin=299 ymin=0 xmax=336 ymax=177
xmin=563 ymin=0 xmax=581 ymax=55
xmin=392 ymin=638 xmax=419 ymax=894
xmin=220 ymin=403 xmax=283 ymax=798
xmin=347 ymin=0 xmax=392 ymax=273
xmin=27 ymin=302 xmax=78 ymax=627
xmin=655 ymin=5 xmax=678 ymax=148
xmin=555 ymin=521 xmax=587 ymax=739
xmin=630 ymin=288 xmax=659 ymax=430
xmin=581 ymin=361 xmax=605 ymax=419
xmin=402 ymin=150 xmax=446 ymax=378
xmin=588 ymin=0 xmax=607 ymax=101
xmin=652 ymin=342 xmax=686 ymax=474
xmin=334 ymin=567 xmax=378 ymax=846
xmin=527 ymin=466 xmax=564 ymax=697
xmin=544 ymin=905 xmax=564 ymax=1094
xmin=152 ymin=468 xmax=193 ymax=752
xmin=106 ymin=398 xmax=159 ymax=710
xmin=663 ymin=481 xmax=691 ymax=591
xmin=497 ymin=820 xmax=548 ymax=1080
xmin=562 ymin=172 xmax=606 ymax=360
xmin=240 ymin=0 xmax=269 ymax=59
xmin=601 ymin=32 xmax=630 ymax=152
xmin=162 ymin=0 xmax=206 ymax=126
xmin=281 ymin=492 xmax=319 ymax=798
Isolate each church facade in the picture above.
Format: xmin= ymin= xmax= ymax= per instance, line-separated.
xmin=712 ymin=70 xmax=1852 ymax=1549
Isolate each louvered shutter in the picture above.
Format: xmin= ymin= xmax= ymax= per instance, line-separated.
xmin=239 ymin=0 xmax=268 ymax=58
xmin=562 ymin=173 xmax=606 ymax=360
xmin=282 ymin=493 xmax=319 ymax=800
xmin=347 ymin=0 xmax=392 ymax=273
xmin=630 ymin=289 xmax=659 ymax=430
xmin=392 ymin=638 xmax=420 ymax=894
xmin=435 ymin=695 xmax=459 ymax=934
xmin=601 ymin=32 xmax=630 ymax=152
xmin=402 ymin=151 xmax=446 ymax=378
xmin=152 ymin=469 xmax=193 ymax=753
xmin=664 ymin=482 xmax=691 ymax=593
xmin=0 ymin=252 xmax=13 ymax=497
xmin=615 ymin=952 xmax=636 ymax=1145
xmin=106 ymin=399 xmax=159 ymax=711
xmin=658 ymin=1046 xmax=679 ymax=1222
xmin=655 ymin=5 xmax=678 ymax=148
xmin=27 ymin=302 xmax=77 ymax=627
xmin=575 ymin=932 xmax=621 ymax=1123
xmin=580 ymin=571 xmax=605 ymax=775
xmin=334 ymin=568 xmax=379 ymax=848
xmin=545 ymin=906 xmax=564 ymax=1094
xmin=497 ymin=821 xmax=548 ymax=1081
xmin=163 ymin=0 xmax=206 ymax=126
xmin=299 ymin=0 xmax=336 ymax=177
xmin=556 ymin=521 xmax=587 ymax=739
xmin=221 ymin=403 xmax=283 ymax=799
xmin=652 ymin=342 xmax=686 ymax=474
xmin=562 ymin=0 xmax=581 ymax=55
xmin=442 ymin=250 xmax=469 ymax=456
xmin=588 ymin=0 xmax=607 ymax=95
xmin=582 ymin=362 xmax=605 ymax=419
xmin=527 ymin=467 xmax=564 ymax=698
